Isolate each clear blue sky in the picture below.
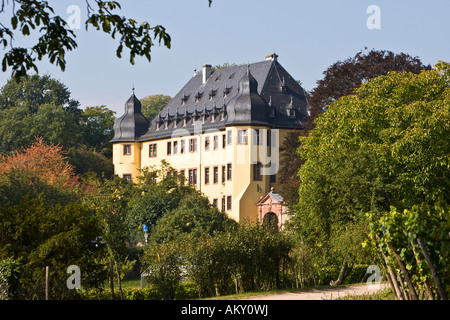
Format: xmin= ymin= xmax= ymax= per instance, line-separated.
xmin=1 ymin=0 xmax=449 ymax=115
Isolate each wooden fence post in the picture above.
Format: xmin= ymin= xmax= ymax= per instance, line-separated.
xmin=45 ymin=266 xmax=49 ymax=300
xmin=388 ymin=243 xmax=418 ymax=300
xmin=417 ymin=237 xmax=448 ymax=300
xmin=410 ymin=240 xmax=434 ymax=300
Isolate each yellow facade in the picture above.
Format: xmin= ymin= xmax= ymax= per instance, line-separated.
xmin=113 ymin=125 xmax=289 ymax=223
xmin=111 ymin=56 xmax=309 ymax=224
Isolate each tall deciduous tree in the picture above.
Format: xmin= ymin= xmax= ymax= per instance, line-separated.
xmin=278 ymin=49 xmax=431 ymax=206
xmin=0 ymin=0 xmax=172 ymax=81
xmin=0 ymin=137 xmax=80 ymax=205
xmin=0 ymin=74 xmax=81 ymax=153
xmin=140 ymin=94 xmax=171 ymax=121
xmin=290 ymin=61 xmax=450 ymax=285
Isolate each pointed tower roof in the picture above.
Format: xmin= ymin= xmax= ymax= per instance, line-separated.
xmin=110 ymin=93 xmax=150 ymax=142
xmin=226 ymin=66 xmax=270 ymax=126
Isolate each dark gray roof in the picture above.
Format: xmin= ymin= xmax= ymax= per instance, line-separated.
xmin=110 ymin=93 xmax=150 ymax=143
xmin=112 ymin=56 xmax=310 ymax=143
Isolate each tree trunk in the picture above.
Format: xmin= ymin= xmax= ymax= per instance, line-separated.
xmin=417 ymin=237 xmax=448 ymax=300
xmin=330 ymin=259 xmax=353 ymax=286
xmin=109 ymin=259 xmax=115 ymax=300
xmin=116 ymin=264 xmax=124 ymax=300
xmin=388 ymin=243 xmax=418 ymax=300
xmin=378 ymin=246 xmax=403 ymax=300
xmin=410 ymin=240 xmax=434 ymax=300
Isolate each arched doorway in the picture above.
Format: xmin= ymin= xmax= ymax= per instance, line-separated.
xmin=262 ymin=212 xmax=279 ymax=232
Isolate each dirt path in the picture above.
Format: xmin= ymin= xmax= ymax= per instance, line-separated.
xmin=241 ymin=283 xmax=388 ymax=300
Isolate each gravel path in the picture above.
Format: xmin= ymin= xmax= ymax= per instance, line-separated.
xmin=241 ymin=283 xmax=388 ymax=300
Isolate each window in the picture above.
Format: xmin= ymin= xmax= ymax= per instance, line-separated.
xmin=204 ymin=167 xmax=210 ymax=185
xmin=254 ymin=129 xmax=262 ymax=145
xmin=267 ymin=130 xmax=272 ymax=157
xmin=222 ymin=197 xmax=226 ymax=212
xmin=123 ymin=144 xmax=131 ymax=155
xmin=213 ymin=135 xmax=219 ymax=150
xmin=180 ymin=140 xmax=185 ymax=154
xmin=123 ymin=174 xmax=132 ymax=183
xmin=222 ymin=134 xmax=226 ymax=148
xmin=227 ymin=163 xmax=232 ymax=181
xmin=270 ymin=173 xmax=276 ymax=183
xmin=213 ymin=199 xmax=218 ymax=208
xmin=222 ymin=165 xmax=226 ymax=183
xmin=289 ymin=108 xmax=296 ymax=118
xmin=237 ymin=130 xmax=247 ymax=145
xmin=189 ymin=138 xmax=197 ymax=153
xmin=253 ymin=162 xmax=262 ymax=181
xmin=205 ymin=136 xmax=210 ymax=151
xmin=227 ymin=196 xmax=232 ymax=211
xmin=188 ymin=169 xmax=197 ymax=185
xmin=227 ymin=130 xmax=232 ymax=145
xmin=213 ymin=166 xmax=219 ymax=184
xmin=173 ymin=141 xmax=178 ymax=154
xmin=167 ymin=141 xmax=172 ymax=155
xmin=149 ymin=144 xmax=157 ymax=157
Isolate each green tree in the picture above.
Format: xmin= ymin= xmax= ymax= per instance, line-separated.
xmin=79 ymin=105 xmax=116 ymax=150
xmin=141 ymin=241 xmax=184 ymax=300
xmin=278 ymin=49 xmax=430 ymax=206
xmin=0 ymin=0 xmax=172 ymax=81
xmin=150 ymin=192 xmax=236 ymax=244
xmin=140 ymin=94 xmax=171 ymax=121
xmin=0 ymin=196 xmax=105 ymax=299
xmin=0 ymin=74 xmax=81 ymax=153
xmin=82 ymin=176 xmax=134 ymax=300
xmin=290 ymin=61 xmax=450 ymax=286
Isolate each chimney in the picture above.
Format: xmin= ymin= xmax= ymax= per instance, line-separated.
xmin=265 ymin=53 xmax=278 ymax=61
xmin=202 ymin=64 xmax=212 ymax=84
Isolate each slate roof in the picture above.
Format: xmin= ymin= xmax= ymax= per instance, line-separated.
xmin=112 ymin=56 xmax=310 ymax=143
xmin=110 ymin=93 xmax=150 ymax=143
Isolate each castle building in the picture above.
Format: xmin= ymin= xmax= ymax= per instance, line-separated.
xmin=111 ymin=54 xmax=309 ymax=224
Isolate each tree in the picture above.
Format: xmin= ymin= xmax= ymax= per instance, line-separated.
xmin=0 ymin=74 xmax=82 ymax=153
xmin=0 ymin=74 xmax=117 ymax=177
xmin=79 ymin=105 xmax=116 ymax=150
xmin=82 ymin=176 xmax=134 ymax=300
xmin=141 ymin=240 xmax=184 ymax=300
xmin=140 ymin=94 xmax=171 ymax=121
xmin=278 ymin=49 xmax=431 ymax=206
xmin=149 ymin=192 xmax=235 ymax=244
xmin=0 ymin=137 xmax=80 ymax=205
xmin=127 ymin=161 xmax=195 ymax=240
xmin=289 ymin=61 xmax=450 ymax=286
xmin=0 ymin=0 xmax=172 ymax=81
xmin=0 ymin=196 xmax=106 ymax=299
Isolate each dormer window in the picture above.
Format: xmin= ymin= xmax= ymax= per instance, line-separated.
xmin=181 ymin=94 xmax=189 ymax=105
xmin=223 ymin=86 xmax=232 ymax=98
xmin=288 ymin=108 xmax=296 ymax=118
xmin=195 ymin=91 xmax=203 ymax=103
xmin=209 ymin=89 xmax=217 ymax=100
xmin=281 ymin=77 xmax=288 ymax=93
